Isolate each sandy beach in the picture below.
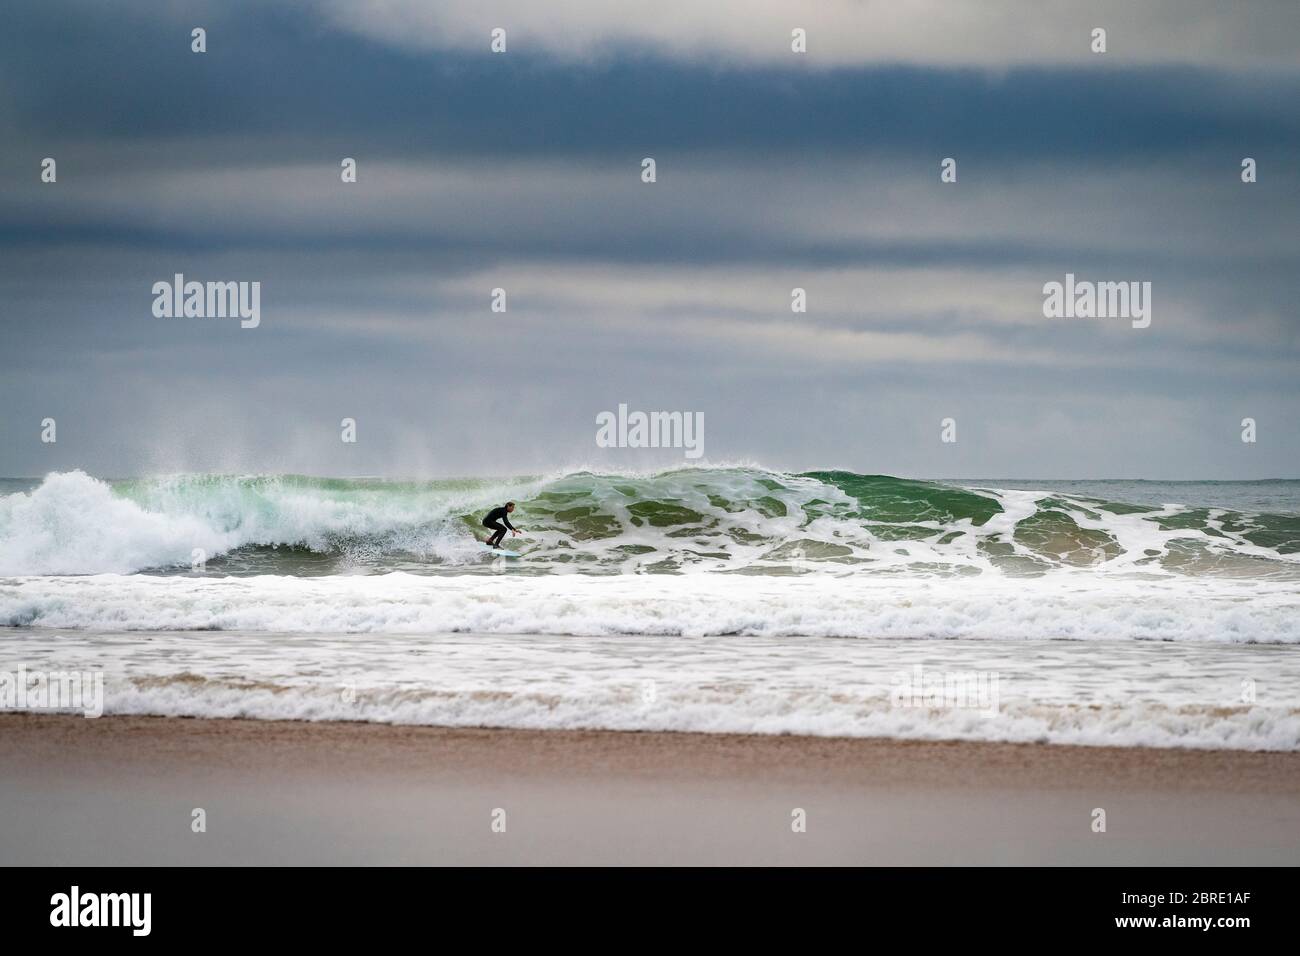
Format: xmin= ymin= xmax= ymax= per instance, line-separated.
xmin=3 ymin=713 xmax=1297 ymax=865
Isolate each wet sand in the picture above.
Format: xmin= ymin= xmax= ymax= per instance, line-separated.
xmin=2 ymin=713 xmax=1298 ymax=865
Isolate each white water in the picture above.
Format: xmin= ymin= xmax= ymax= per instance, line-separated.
xmin=3 ymin=572 xmax=1298 ymax=643
xmin=4 ymin=627 xmax=1297 ymax=750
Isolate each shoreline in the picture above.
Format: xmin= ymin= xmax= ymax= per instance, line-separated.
xmin=4 ymin=713 xmax=1299 ymax=864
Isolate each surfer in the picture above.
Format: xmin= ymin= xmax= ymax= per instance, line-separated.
xmin=482 ymin=502 xmax=520 ymax=549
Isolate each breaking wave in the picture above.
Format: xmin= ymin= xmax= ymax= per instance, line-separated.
xmin=2 ymin=468 xmax=1298 ymax=579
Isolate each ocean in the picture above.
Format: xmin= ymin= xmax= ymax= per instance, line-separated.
xmin=2 ymin=467 xmax=1298 ymax=749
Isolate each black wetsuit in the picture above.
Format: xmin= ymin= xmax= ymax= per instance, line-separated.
xmin=482 ymin=506 xmax=515 ymax=547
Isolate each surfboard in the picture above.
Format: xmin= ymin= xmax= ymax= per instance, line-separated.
xmin=483 ymin=545 xmax=521 ymax=557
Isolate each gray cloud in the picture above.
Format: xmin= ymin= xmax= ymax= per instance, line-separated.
xmin=0 ymin=1 xmax=1297 ymax=480
xmin=318 ymin=0 xmax=1300 ymax=70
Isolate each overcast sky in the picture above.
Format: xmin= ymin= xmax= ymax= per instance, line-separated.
xmin=1 ymin=0 xmax=1297 ymax=479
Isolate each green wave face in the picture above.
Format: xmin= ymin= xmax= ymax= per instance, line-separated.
xmin=5 ymin=469 xmax=1300 ymax=578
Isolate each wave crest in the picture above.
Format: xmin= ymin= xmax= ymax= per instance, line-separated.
xmin=1 ymin=468 xmax=1297 ymax=578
